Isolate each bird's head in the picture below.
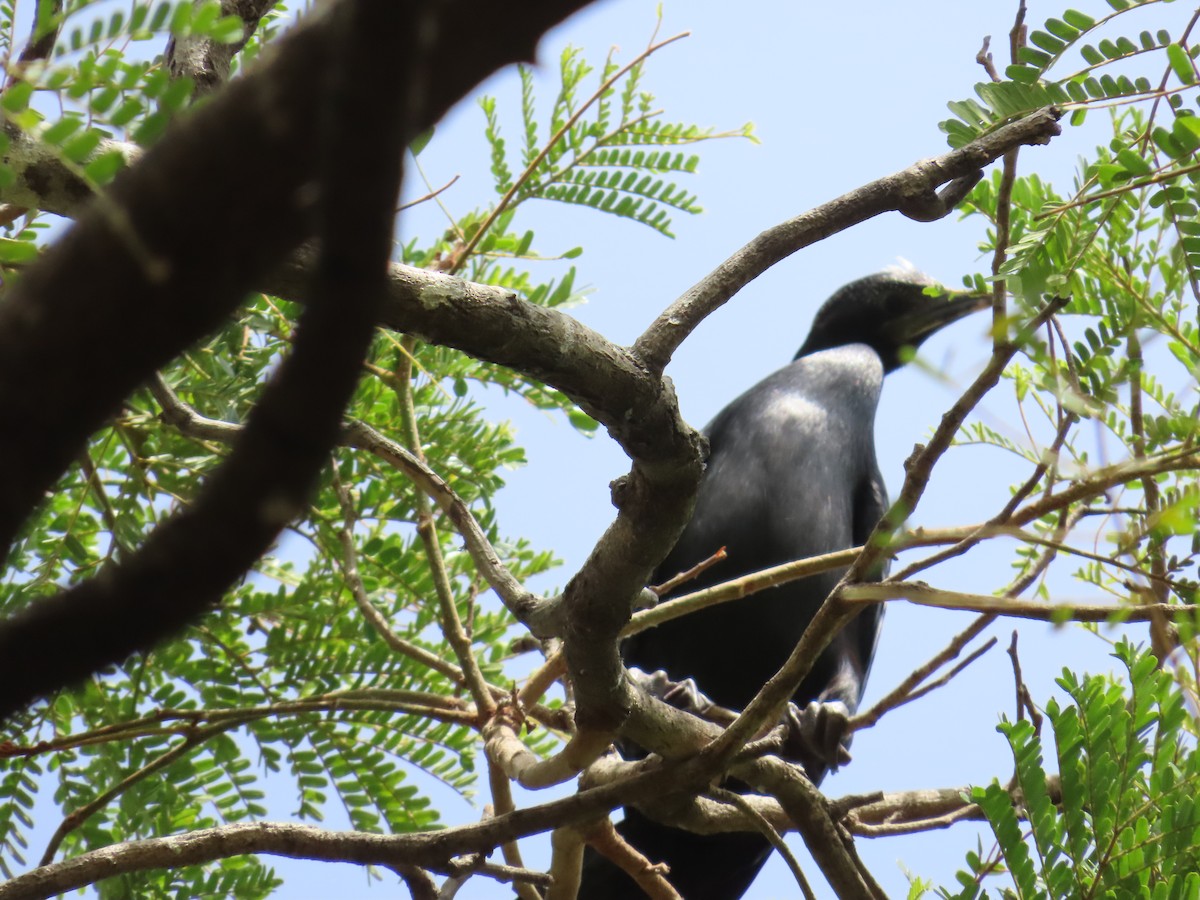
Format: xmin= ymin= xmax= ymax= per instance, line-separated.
xmin=795 ymin=270 xmax=990 ymax=372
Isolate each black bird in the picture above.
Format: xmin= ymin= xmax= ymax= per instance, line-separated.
xmin=578 ymin=270 xmax=987 ymax=900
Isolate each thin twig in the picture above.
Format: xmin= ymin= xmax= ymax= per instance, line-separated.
xmin=487 ymin=761 xmax=543 ymax=900
xmin=651 ymin=546 xmax=727 ymax=597
xmin=707 ymin=787 xmax=817 ymax=900
xmin=1127 ymin=327 xmax=1177 ymax=664
xmin=448 ymin=32 xmax=690 ymax=271
xmin=149 ymin=376 xmax=555 ymax=634
xmin=519 ymin=651 xmax=567 ymax=709
xmin=39 ymin=727 xmax=216 ymax=865
xmin=627 ymin=546 xmax=861 ymax=636
xmin=976 ymin=35 xmax=1000 ymax=82
xmin=1006 ymin=631 xmax=1042 ymax=732
xmin=330 ymin=469 xmax=477 ymax=688
xmin=397 ymin=174 xmax=460 ymax=212
xmin=842 ymin=580 xmax=1191 ymax=624
xmin=848 ymin=616 xmax=997 ymax=732
xmin=394 ymin=337 xmax=495 ymax=717
xmin=344 ymin=419 xmax=555 ymax=634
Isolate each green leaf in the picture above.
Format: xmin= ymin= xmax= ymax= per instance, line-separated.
xmin=0 ymin=238 xmax=37 ymax=263
xmin=1167 ymin=43 xmax=1197 ymax=85
xmin=409 ymin=127 xmax=434 ymax=157
xmin=567 ymin=409 xmax=598 ymax=435
xmin=209 ymin=15 xmax=244 ymax=44
xmin=1115 ymin=148 xmax=1151 ymax=176
xmin=1 ymin=82 xmax=33 ymax=113
xmin=84 ymin=150 xmax=126 ymax=184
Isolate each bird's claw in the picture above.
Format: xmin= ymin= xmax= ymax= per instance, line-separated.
xmin=783 ymin=700 xmax=853 ymax=776
xmin=628 ymin=668 xmax=716 ymax=717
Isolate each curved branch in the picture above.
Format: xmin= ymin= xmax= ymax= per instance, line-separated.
xmin=632 ymin=107 xmax=1064 ymax=373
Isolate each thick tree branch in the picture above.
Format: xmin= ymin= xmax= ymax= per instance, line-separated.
xmin=0 ymin=750 xmax=717 ymax=900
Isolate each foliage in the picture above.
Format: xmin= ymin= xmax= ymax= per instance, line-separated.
xmin=942 ymin=641 xmax=1200 ymax=898
xmin=932 ymin=1 xmax=1200 ymax=893
xmin=947 ymin=0 xmax=1200 ymax=619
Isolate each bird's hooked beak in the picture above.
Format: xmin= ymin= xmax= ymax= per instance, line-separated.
xmin=890 ymin=288 xmax=991 ymax=349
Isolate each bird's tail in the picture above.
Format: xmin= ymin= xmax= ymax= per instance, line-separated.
xmin=577 ymin=807 xmax=771 ymax=900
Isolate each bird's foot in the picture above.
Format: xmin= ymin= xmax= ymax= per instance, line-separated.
xmin=628 ymin=668 xmax=717 ymax=718
xmin=782 ymin=700 xmax=853 ymax=777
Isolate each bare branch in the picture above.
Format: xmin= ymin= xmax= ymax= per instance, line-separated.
xmin=651 ymin=545 xmax=727 ymax=597
xmin=633 ymin=107 xmax=1063 ymax=373
xmin=706 ymin=787 xmax=817 ymax=900
xmin=485 ymin=709 xmax=613 ymax=790
xmin=580 ymin=818 xmax=681 ymax=900
xmin=842 ymin=580 xmax=1192 ymax=624
xmin=485 ymin=762 xmax=544 ymax=900
xmin=1006 ymin=631 xmax=1042 ymax=731
xmin=330 ymin=470 xmax=471 ymax=685
xmin=546 ymin=825 xmax=588 ymax=900
xmin=848 ymin=617 xmax=997 ymax=733
xmin=394 ymin=338 xmax=496 ymax=717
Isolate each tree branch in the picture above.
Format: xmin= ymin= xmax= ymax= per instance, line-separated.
xmin=164 ymin=0 xmax=279 ymax=96
xmin=344 ymin=419 xmax=559 ymax=635
xmin=842 ymin=580 xmax=1192 ymax=624
xmin=632 ymin=107 xmax=1063 ymax=373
